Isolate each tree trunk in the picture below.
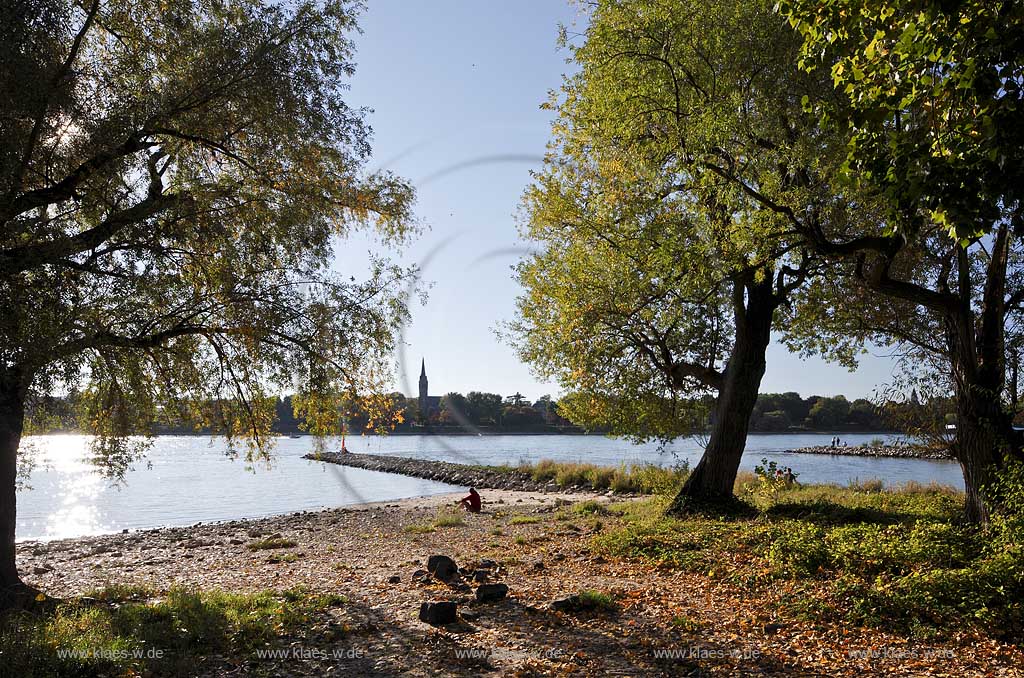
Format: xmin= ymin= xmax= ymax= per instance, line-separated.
xmin=946 ymin=229 xmax=1021 ymax=523
xmin=0 ymin=372 xmax=28 ymax=608
xmin=954 ymin=391 xmax=1010 ymax=524
xmin=668 ymin=273 xmax=778 ymax=513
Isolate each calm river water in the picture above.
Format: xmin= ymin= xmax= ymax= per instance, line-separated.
xmin=16 ymin=433 xmax=963 ymax=541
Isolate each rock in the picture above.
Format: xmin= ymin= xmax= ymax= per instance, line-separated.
xmin=763 ymin=623 xmax=786 ymax=635
xmin=387 ymin=575 xmax=401 ymax=584
xmin=418 ymin=601 xmax=458 ymax=625
xmin=461 ymin=610 xmax=480 ymax=622
xmin=475 ymin=583 xmax=508 ymax=603
xmin=32 ymin=565 xmax=52 ymax=575
xmin=229 ymin=538 xmax=244 ymax=545
xmin=550 ymin=595 xmax=581 ymax=612
xmin=477 ymin=559 xmax=498 ymax=570
xmin=411 ymin=569 xmax=429 ymax=581
xmin=472 ymin=570 xmax=488 ymax=583
xmin=122 ymin=528 xmax=129 ymax=534
xmin=427 ymin=555 xmax=458 ymax=581
xmin=532 ymin=560 xmax=545 ymax=571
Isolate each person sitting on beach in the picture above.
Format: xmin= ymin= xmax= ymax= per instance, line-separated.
xmin=457 ymin=487 xmax=481 ymax=513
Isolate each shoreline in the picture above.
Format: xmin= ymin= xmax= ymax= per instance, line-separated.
xmin=13 ymin=487 xmax=1020 ymax=676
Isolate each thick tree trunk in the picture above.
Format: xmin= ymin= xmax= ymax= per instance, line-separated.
xmin=953 ymin=392 xmax=1010 ymax=524
xmin=946 ymin=229 xmax=1022 ymax=523
xmin=0 ymin=373 xmax=28 ymax=607
xmin=668 ymin=274 xmax=778 ymax=513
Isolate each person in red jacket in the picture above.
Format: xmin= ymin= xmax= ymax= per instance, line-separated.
xmin=457 ymin=487 xmax=481 ymax=513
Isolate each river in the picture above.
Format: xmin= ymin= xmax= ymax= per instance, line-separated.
xmin=16 ymin=433 xmax=963 ymax=541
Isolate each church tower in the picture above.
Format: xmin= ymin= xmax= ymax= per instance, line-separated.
xmin=418 ymin=358 xmax=428 ymax=416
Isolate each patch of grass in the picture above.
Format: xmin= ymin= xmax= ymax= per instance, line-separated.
xmin=0 ymin=585 xmax=346 ymax=677
xmin=403 ymin=523 xmax=435 ymax=534
xmin=578 ymin=589 xmax=617 ymax=612
xmin=509 ymin=515 xmax=541 ymax=525
xmin=490 ymin=527 xmax=503 ymax=536
xmin=247 ymin=537 xmax=297 ymax=551
xmin=669 ymin=614 xmax=702 ymax=632
xmin=592 ymin=481 xmax=1024 ymax=640
xmin=266 ymin=552 xmax=300 ymax=564
xmin=512 ymin=459 xmax=689 ymax=494
xmin=513 ymin=535 xmax=527 ymax=545
xmin=572 ymin=500 xmax=613 ymax=516
xmin=432 ymin=507 xmax=465 ymax=528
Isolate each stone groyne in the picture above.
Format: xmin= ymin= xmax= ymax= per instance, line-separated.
xmin=785 ymin=443 xmax=952 ymax=460
xmin=303 ymin=451 xmax=593 ymax=492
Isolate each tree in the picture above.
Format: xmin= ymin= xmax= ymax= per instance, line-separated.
xmin=512 ymin=0 xmax=851 ymax=510
xmin=504 ymin=392 xmax=527 ymax=407
xmin=465 ymin=392 xmax=502 ymax=426
xmin=439 ymin=392 xmax=470 ymax=426
xmin=778 ymin=0 xmax=1024 ymax=522
xmin=0 ymin=0 xmax=416 ymax=606
xmin=806 ymin=395 xmax=850 ymax=429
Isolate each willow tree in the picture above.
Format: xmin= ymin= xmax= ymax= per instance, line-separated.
xmin=0 ymin=0 xmax=417 ymax=605
xmin=512 ymin=0 xmax=860 ymax=510
xmin=777 ymin=0 xmax=1024 ymax=522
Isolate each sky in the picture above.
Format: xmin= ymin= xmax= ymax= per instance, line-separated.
xmin=338 ymin=0 xmax=901 ymax=402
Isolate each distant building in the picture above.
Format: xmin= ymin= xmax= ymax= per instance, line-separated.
xmin=417 ymin=359 xmax=441 ymax=419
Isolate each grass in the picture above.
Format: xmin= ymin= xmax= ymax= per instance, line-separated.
xmin=514 ymin=459 xmax=690 ymax=495
xmin=246 ymin=537 xmax=297 ymax=551
xmin=0 ymin=585 xmax=347 ymax=677
xmin=403 ymin=523 xmax=435 ymax=534
xmin=509 ymin=515 xmax=541 ymax=525
xmin=432 ymin=507 xmax=465 ymax=528
xmin=591 ymin=480 xmax=1024 ymax=640
xmin=577 ymin=589 xmax=617 ymax=612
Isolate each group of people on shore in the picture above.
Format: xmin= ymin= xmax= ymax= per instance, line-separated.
xmin=830 ymin=436 xmax=847 ymax=447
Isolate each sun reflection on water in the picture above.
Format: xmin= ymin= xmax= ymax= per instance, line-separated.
xmin=20 ymin=435 xmax=110 ymax=541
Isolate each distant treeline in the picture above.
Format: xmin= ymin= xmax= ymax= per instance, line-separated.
xmin=27 ymin=389 xmax=953 ymax=436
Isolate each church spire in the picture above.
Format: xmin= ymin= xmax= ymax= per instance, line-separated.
xmin=418 ymin=358 xmax=429 ymax=421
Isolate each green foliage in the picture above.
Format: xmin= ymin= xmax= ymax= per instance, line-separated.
xmin=593 ymin=483 xmax=1023 ymax=638
xmin=0 ymin=586 xmax=346 ymax=676
xmin=747 ymin=458 xmax=800 ymax=505
xmin=508 ymin=0 xmax=842 ymax=444
xmin=779 ymin=0 xmax=1024 ymax=241
xmin=2 ymin=0 xmax=418 ymax=469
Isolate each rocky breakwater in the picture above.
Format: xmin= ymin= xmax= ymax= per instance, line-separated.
xmin=786 ymin=442 xmax=952 ymax=460
xmin=302 ymin=451 xmax=590 ymax=492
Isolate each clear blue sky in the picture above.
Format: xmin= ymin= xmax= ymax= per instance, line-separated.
xmin=338 ymin=0 xmax=899 ymax=402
